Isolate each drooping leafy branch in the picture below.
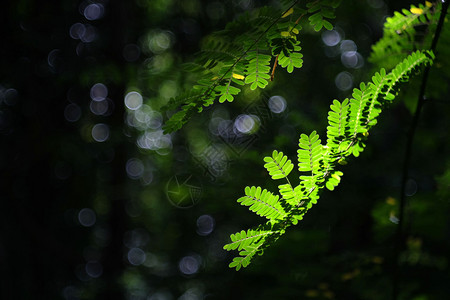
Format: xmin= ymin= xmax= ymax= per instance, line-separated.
xmin=161 ymin=0 xmax=342 ymax=133
xmin=223 ymin=50 xmax=434 ymax=271
xmin=221 ymin=0 xmax=450 ymax=271
xmin=155 ymin=0 xmax=446 ymax=272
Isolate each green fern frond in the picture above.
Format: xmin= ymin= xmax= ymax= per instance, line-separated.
xmin=384 ymin=50 xmax=435 ymax=101
xmin=223 ymin=227 xmax=281 ymax=271
xmin=348 ymin=82 xmax=372 ymax=138
xmin=197 ymin=39 xmax=241 ymax=67
xmin=270 ymin=36 xmax=297 ymax=57
xmin=244 ymin=43 xmax=272 ymax=90
xmin=325 ymin=170 xmax=343 ymax=191
xmin=214 ymin=60 xmax=246 ymax=103
xmin=216 ymin=80 xmax=241 ymax=103
xmin=224 ymin=49 xmax=434 ymax=271
xmin=298 ymin=131 xmax=323 ymax=174
xmin=365 ymin=68 xmax=389 ymax=127
xmin=369 ymin=1 xmax=439 ymax=69
xmin=161 ymin=106 xmax=193 ymax=133
xmin=161 ymin=90 xmax=205 ymax=112
xmin=162 ymin=4 xmax=308 ymax=133
xmin=267 ymin=20 xmax=304 ymax=73
xmin=299 ymin=175 xmax=322 ymax=201
xmin=228 ymin=247 xmax=257 ymax=271
xmin=278 ymin=46 xmax=304 ymax=73
xmin=278 ymin=183 xmax=304 ymax=206
xmin=263 ymin=150 xmax=294 ymax=180
xmin=306 ymin=0 xmax=341 ymax=31
xmin=237 ymin=186 xmax=287 ymax=220
xmin=385 ymin=3 xmax=434 ymax=34
xmin=223 ymin=228 xmax=275 ymax=251
xmin=326 ymin=99 xmax=350 ymax=149
xmin=161 ymin=1 xmax=345 ymax=133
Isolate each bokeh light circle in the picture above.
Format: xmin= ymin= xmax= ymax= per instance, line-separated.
xmin=78 ymin=208 xmax=96 ymax=227
xmin=340 ymin=40 xmax=357 ymax=52
xmin=64 ymin=103 xmax=82 ymax=122
xmin=89 ymin=99 xmax=109 ymax=115
xmin=126 ymin=158 xmax=144 ymax=179
xmin=335 ymin=71 xmax=353 ymax=91
xmin=84 ymin=4 xmax=104 ymax=21
xmin=91 ymin=123 xmax=110 ymax=142
xmin=69 ymin=23 xmax=85 ymax=40
xmin=90 ymin=83 xmax=108 ymax=101
xmin=341 ymin=51 xmax=364 ymax=69
xmin=268 ymin=95 xmax=287 ymax=113
xmin=127 ymin=248 xmax=146 ymax=266
xmin=322 ymin=30 xmax=341 ymax=46
xmin=196 ymin=214 xmax=215 ymax=236
xmin=85 ymin=260 xmax=103 ymax=278
xmin=124 ymin=91 xmax=143 ymax=110
xmin=234 ymin=114 xmax=259 ymax=134
xmin=178 ymin=255 xmax=201 ymax=275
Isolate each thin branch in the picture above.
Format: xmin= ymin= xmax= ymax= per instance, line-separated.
xmin=271 ymin=10 xmax=307 ymax=81
xmin=392 ymin=2 xmax=449 ymax=299
xmin=270 ymin=55 xmax=279 ymax=81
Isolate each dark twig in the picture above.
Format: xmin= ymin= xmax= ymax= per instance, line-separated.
xmin=392 ymin=2 xmax=449 ymax=299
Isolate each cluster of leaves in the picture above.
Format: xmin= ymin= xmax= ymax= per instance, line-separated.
xmin=369 ymin=0 xmax=449 ymax=113
xmin=369 ymin=1 xmax=440 ymax=69
xmin=223 ymin=50 xmax=434 ymax=270
xmin=161 ymin=0 xmax=341 ymax=133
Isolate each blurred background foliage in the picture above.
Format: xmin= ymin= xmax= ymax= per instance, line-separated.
xmin=0 ymin=0 xmax=449 ymax=299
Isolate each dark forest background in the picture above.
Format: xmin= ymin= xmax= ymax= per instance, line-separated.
xmin=1 ymin=0 xmax=449 ymax=299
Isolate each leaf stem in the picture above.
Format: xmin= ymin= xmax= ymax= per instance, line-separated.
xmin=270 ymin=55 xmax=279 ymax=81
